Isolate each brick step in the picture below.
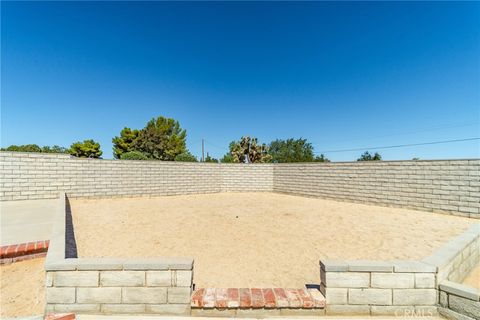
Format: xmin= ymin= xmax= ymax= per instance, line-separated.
xmin=0 ymin=240 xmax=49 ymax=264
xmin=191 ymin=288 xmax=326 ymax=309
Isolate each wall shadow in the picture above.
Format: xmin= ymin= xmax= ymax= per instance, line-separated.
xmin=65 ymin=196 xmax=78 ymax=258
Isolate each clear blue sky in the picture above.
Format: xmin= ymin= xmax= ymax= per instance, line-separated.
xmin=2 ymin=1 xmax=479 ymax=161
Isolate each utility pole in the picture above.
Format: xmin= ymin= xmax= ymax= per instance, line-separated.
xmin=201 ymin=139 xmax=205 ymax=162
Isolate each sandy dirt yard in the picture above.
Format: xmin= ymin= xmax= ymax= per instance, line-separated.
xmin=71 ymin=192 xmax=474 ymax=288
xmin=463 ymin=263 xmax=480 ymax=288
xmin=0 ymin=258 xmax=45 ymax=318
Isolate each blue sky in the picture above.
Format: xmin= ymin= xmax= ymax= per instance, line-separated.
xmin=1 ymin=1 xmax=479 ymax=161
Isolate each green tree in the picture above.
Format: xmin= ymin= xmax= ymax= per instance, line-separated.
xmin=2 ymin=144 xmax=42 ymax=152
xmin=220 ymin=153 xmax=234 ymax=163
xmin=42 ymin=145 xmax=67 ymax=153
xmin=136 ymin=117 xmax=187 ymax=160
xmin=228 ymin=136 xmax=272 ymax=163
xmin=174 ymin=151 xmax=197 ymax=162
xmin=204 ymin=153 xmax=218 ymax=163
xmin=69 ymin=140 xmax=103 ymax=158
xmin=112 ymin=128 xmax=141 ymax=159
xmin=1 ymin=144 xmax=69 ymax=154
xmin=120 ymin=151 xmax=148 ymax=160
xmin=357 ymin=151 xmax=382 ymax=161
xmin=314 ymin=154 xmax=330 ymax=162
xmin=268 ymin=138 xmax=315 ymax=163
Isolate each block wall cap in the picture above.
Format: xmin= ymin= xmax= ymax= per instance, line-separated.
xmin=347 ymin=260 xmax=394 ymax=272
xmin=123 ymin=257 xmax=194 ymax=270
xmin=393 ymin=261 xmax=436 ymax=273
xmin=320 ymin=260 xmax=348 ymax=272
xmin=439 ymin=280 xmax=480 ymax=301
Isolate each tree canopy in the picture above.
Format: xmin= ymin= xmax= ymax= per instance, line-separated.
xmin=314 ymin=153 xmax=330 ymax=162
xmin=174 ymin=151 xmax=197 ymax=162
xmin=224 ymin=136 xmax=272 ymax=163
xmin=357 ymin=151 xmax=382 ymax=161
xmin=120 ymin=150 xmax=148 ymax=160
xmin=112 ymin=128 xmax=141 ymax=159
xmin=69 ymin=140 xmax=103 ymax=158
xmin=269 ymin=138 xmax=315 ymax=163
xmin=1 ymin=144 xmax=68 ymax=154
xmin=220 ymin=153 xmax=234 ymax=163
xmin=112 ymin=116 xmax=188 ymax=161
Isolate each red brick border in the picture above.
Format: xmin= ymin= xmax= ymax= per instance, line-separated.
xmin=0 ymin=240 xmax=49 ymax=264
xmin=192 ymin=288 xmax=326 ymax=309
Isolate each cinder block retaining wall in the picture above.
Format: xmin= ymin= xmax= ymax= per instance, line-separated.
xmin=45 ymin=193 xmax=194 ymax=315
xmin=320 ymin=223 xmax=480 ymax=317
xmin=1 ymin=152 xmax=479 ymax=218
xmin=320 ymin=260 xmax=438 ymax=316
xmin=274 ymin=160 xmax=480 ymax=218
xmin=422 ymin=224 xmax=480 ymax=320
xmin=438 ymin=281 xmax=480 ymax=320
xmin=423 ymin=224 xmax=480 ymax=285
xmin=46 ymin=261 xmax=193 ymax=315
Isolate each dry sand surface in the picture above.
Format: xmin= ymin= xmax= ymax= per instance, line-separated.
xmin=0 ymin=257 xmax=45 ymax=318
xmin=463 ymin=263 xmax=480 ymax=288
xmin=71 ymin=192 xmax=474 ymax=288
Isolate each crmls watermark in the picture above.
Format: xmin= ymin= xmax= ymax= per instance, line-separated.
xmin=395 ymin=309 xmax=435 ymax=318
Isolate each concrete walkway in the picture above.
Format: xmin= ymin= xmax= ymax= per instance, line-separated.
xmin=0 ymin=199 xmax=57 ymax=246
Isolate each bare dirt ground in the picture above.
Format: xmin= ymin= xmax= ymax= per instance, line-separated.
xmin=463 ymin=263 xmax=480 ymax=288
xmin=71 ymin=192 xmax=474 ymax=288
xmin=0 ymin=257 xmax=45 ymax=318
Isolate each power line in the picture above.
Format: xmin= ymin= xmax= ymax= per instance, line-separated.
xmin=315 ymin=137 xmax=480 ymax=154
xmin=310 ymin=121 xmax=479 ymax=147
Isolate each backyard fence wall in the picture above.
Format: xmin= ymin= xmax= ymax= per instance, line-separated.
xmin=1 ymin=152 xmax=479 ymax=218
xmin=0 ymin=152 xmax=273 ymax=200
xmin=274 ymin=160 xmax=480 ymax=218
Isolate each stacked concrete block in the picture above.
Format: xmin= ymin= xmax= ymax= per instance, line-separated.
xmin=0 ymin=152 xmax=273 ymax=200
xmin=45 ymin=259 xmax=193 ymax=315
xmin=274 ymin=160 xmax=480 ymax=218
xmin=45 ymin=193 xmax=193 ymax=316
xmin=430 ymin=224 xmax=480 ymax=320
xmin=321 ymin=224 xmax=480 ymax=317
xmin=321 ymin=260 xmax=438 ymax=316
xmin=220 ymin=164 xmax=273 ymax=192
xmin=1 ymin=152 xmax=478 ymax=217
xmin=423 ymin=223 xmax=480 ymax=284
xmin=438 ymin=281 xmax=480 ymax=320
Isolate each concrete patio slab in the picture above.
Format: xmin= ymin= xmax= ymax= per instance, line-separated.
xmin=0 ymin=199 xmax=57 ymax=246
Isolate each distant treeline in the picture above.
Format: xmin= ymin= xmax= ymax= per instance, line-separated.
xmin=2 ymin=116 xmax=382 ymax=162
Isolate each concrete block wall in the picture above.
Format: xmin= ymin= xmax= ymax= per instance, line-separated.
xmin=0 ymin=152 xmax=273 ymax=200
xmin=274 ymin=160 xmax=480 ymax=218
xmin=423 ymin=224 xmax=480 ymax=284
xmin=320 ymin=224 xmax=480 ymax=317
xmin=438 ymin=281 xmax=480 ymax=320
xmin=220 ymin=164 xmax=273 ymax=192
xmin=320 ymin=260 xmax=438 ymax=316
xmin=1 ymin=152 xmax=479 ymax=218
xmin=45 ymin=261 xmax=193 ymax=315
xmin=45 ymin=192 xmax=194 ymax=315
